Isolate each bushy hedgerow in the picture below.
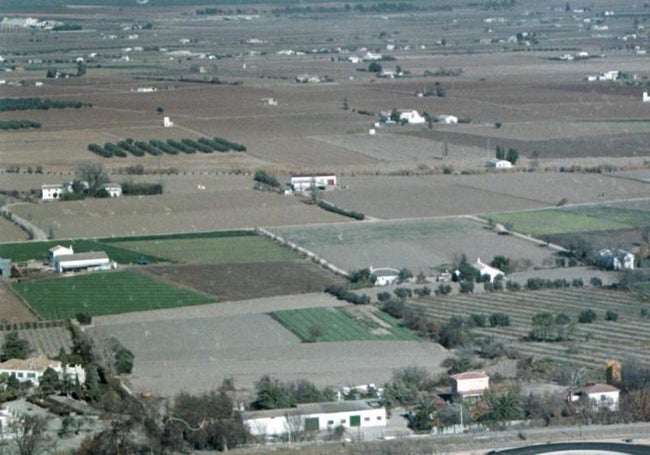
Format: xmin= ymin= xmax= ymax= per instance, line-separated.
xmin=317 ymin=200 xmax=364 ymax=220
xmin=325 ymin=285 xmax=370 ymax=304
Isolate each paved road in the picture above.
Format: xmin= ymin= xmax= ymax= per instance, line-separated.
xmin=492 ymin=441 xmax=650 ymax=455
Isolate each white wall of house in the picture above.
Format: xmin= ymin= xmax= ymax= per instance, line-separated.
xmin=0 ymin=357 xmax=85 ymax=386
xmin=54 ymin=252 xmax=111 ymax=272
xmin=41 ymin=185 xmax=65 ymax=200
xmin=587 ymin=390 xmax=620 ymax=411
xmin=451 ymin=371 xmax=490 ymax=397
xmin=290 ymin=175 xmax=337 ymax=192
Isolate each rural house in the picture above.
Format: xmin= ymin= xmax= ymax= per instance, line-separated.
xmin=381 ymin=109 xmax=426 ymax=125
xmin=243 ymin=400 xmax=386 ymax=438
xmin=290 ymin=174 xmax=337 ymax=192
xmin=450 ymin=370 xmax=490 ymax=398
xmin=369 ymin=267 xmax=400 ymax=286
xmin=436 ymin=115 xmax=458 ymax=124
xmin=101 ymin=183 xmax=122 ymax=198
xmin=487 ymin=159 xmax=513 ymax=169
xmin=571 ymin=384 xmax=620 ymax=411
xmin=0 ymin=355 xmax=86 ymax=386
xmin=41 ymin=184 xmax=65 ymax=201
xmin=53 ymin=251 xmax=112 ymax=273
xmin=472 ymin=258 xmax=504 ymax=282
xmin=596 ymin=249 xmax=635 ymax=271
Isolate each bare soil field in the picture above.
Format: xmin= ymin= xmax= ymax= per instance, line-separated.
xmin=142 ymin=261 xmax=348 ymax=301
xmin=8 ymin=188 xmax=348 ymax=238
xmin=270 ymin=217 xmax=556 ymax=273
xmin=0 ymin=218 xmax=29 ymax=242
xmin=88 ymin=293 xmax=448 ymax=397
xmin=324 ymin=173 xmax=650 ymax=220
xmin=0 ymin=280 xmax=38 ymax=323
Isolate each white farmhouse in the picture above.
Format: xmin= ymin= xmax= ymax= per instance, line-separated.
xmin=436 ymin=115 xmax=458 ymax=124
xmin=597 ymin=249 xmax=635 ymax=271
xmin=450 ymin=370 xmax=490 ymax=398
xmin=472 ymin=258 xmax=504 ymax=282
xmin=290 ymin=174 xmax=337 ymax=192
xmin=572 ymin=383 xmax=620 ymax=411
xmin=487 ymin=159 xmax=513 ymax=169
xmin=643 ymin=91 xmax=649 ymax=103
xmin=101 ymin=183 xmax=122 ymax=198
xmin=243 ymin=400 xmax=386 ymax=438
xmin=53 ymin=251 xmax=111 ymax=273
xmin=370 ymin=267 xmax=400 ymax=286
xmin=397 ymin=109 xmax=426 ymax=124
xmin=41 ymin=184 xmax=65 ymax=201
xmin=0 ymin=355 xmax=85 ymax=386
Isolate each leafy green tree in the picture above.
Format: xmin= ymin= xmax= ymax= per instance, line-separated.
xmin=83 ymin=364 xmax=101 ymax=402
xmin=39 ymin=367 xmax=60 ymax=396
xmin=506 ymin=148 xmax=519 ymax=164
xmin=408 ymin=400 xmax=435 ymax=431
xmin=252 ymin=375 xmax=296 ymax=410
xmin=398 ymin=268 xmax=413 ymax=283
xmin=76 ymin=162 xmax=110 ymax=197
xmin=439 ymin=316 xmax=469 ymax=348
xmin=482 ymin=387 xmax=523 ymax=424
xmin=390 ymin=108 xmax=400 ymax=123
xmin=490 ymin=255 xmax=512 ymax=274
xmin=1 ymin=331 xmax=30 ymax=361
xmin=368 ymin=61 xmax=382 ymax=73
xmin=578 ymin=309 xmax=597 ymax=323
xmin=530 ymin=312 xmax=555 ymax=341
xmin=495 ymin=145 xmax=505 ymax=160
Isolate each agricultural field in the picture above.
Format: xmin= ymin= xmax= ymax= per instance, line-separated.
xmin=487 ymin=199 xmax=650 ymax=237
xmin=270 ymin=217 xmax=556 ymax=273
xmin=143 ymin=261 xmax=347 ymax=301
xmin=408 ymin=287 xmax=650 ymax=370
xmin=11 ymin=270 xmax=214 ymax=320
xmin=111 ymin=233 xmax=297 ymax=264
xmin=325 ymin=173 xmax=650 ymax=220
xmin=0 ymin=323 xmax=72 ymax=358
xmin=88 ymin=293 xmax=448 ymax=396
xmin=0 ymin=280 xmax=38 ymax=323
xmin=270 ymin=306 xmax=418 ymax=343
xmin=7 ymin=187 xmax=348 ymax=239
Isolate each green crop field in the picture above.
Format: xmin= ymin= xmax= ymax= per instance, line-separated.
xmin=0 ymin=239 xmax=165 ymax=264
xmin=407 ymin=287 xmax=650 ymax=369
xmin=270 ymin=307 xmax=418 ymax=342
xmin=272 ymin=218 xmax=473 ymax=247
xmin=487 ymin=209 xmax=629 ymax=236
xmin=12 ymin=270 xmax=214 ymax=320
xmin=112 ymin=236 xmax=298 ymax=264
xmin=563 ymin=204 xmax=650 ymax=228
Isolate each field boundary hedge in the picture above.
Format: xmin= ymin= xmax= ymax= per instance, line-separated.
xmin=317 ymin=199 xmax=365 ymax=220
xmin=100 ymin=229 xmax=255 ymax=243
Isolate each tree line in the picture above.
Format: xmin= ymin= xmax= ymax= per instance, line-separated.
xmin=88 ymin=136 xmax=246 ymax=158
xmin=0 ymin=120 xmax=41 ymax=130
xmin=0 ymin=98 xmax=90 ymax=112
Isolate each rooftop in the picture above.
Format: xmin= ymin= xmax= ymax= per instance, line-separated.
xmin=450 ymin=370 xmax=489 ymax=381
xmin=0 ymin=355 xmax=60 ymax=371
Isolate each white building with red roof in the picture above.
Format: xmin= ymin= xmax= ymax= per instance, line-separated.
xmin=0 ymin=355 xmax=85 ymax=386
xmin=571 ymin=383 xmax=620 ymax=411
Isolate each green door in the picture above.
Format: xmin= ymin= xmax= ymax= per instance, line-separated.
xmin=349 ymin=415 xmax=361 ymax=427
xmin=304 ymin=417 xmax=319 ymax=431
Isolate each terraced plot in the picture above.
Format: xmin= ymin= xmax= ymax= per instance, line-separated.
xmin=407 ymin=287 xmax=650 ymax=369
xmin=12 ymin=270 xmax=214 ymax=320
xmin=0 ymin=324 xmax=72 ymax=357
xmin=271 ymin=307 xmax=418 ymax=342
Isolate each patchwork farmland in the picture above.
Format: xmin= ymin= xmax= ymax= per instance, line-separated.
xmin=407 ymin=287 xmax=650 ymax=369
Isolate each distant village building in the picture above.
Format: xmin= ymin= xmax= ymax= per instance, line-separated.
xmin=643 ymin=91 xmax=649 ymax=103
xmin=450 ymin=370 xmax=490 ymax=398
xmin=472 ymin=258 xmax=504 ymax=282
xmin=163 ymin=116 xmax=174 ymax=127
xmin=48 ymin=245 xmax=74 ymax=263
xmin=0 ymin=355 xmax=85 ymax=386
xmin=380 ymin=109 xmax=426 ymax=125
xmin=596 ymin=249 xmax=635 ymax=271
xmin=101 ymin=183 xmax=123 ymax=198
xmin=290 ymin=174 xmax=337 ymax=192
xmin=295 ymin=74 xmax=322 ymax=84
xmin=487 ymin=159 xmax=513 ymax=169
xmin=243 ymin=400 xmax=386 ymax=438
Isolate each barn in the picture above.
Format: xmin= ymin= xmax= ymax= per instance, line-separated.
xmin=290 ymin=174 xmax=337 ymax=192
xmin=53 ymin=251 xmax=111 ymax=273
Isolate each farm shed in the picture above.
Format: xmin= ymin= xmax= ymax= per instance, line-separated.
xmin=472 ymin=258 xmax=504 ymax=282
xmin=243 ymin=400 xmax=386 ymax=437
xmin=290 ymin=174 xmax=337 ymax=192
xmin=450 ymin=370 xmax=489 ymax=398
xmin=571 ymin=384 xmax=620 ymax=411
xmin=381 ymin=109 xmax=426 ymax=125
xmin=487 ymin=159 xmax=513 ymax=169
xmin=596 ymin=249 xmax=634 ymax=271
xmin=41 ymin=184 xmax=65 ymax=200
xmin=0 ymin=355 xmax=85 ymax=386
xmin=53 ymin=251 xmax=111 ymax=273
xmin=437 ymin=115 xmax=458 ymax=124
xmin=48 ymin=245 xmax=74 ymax=263
xmin=369 ymin=266 xmax=400 ymax=286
